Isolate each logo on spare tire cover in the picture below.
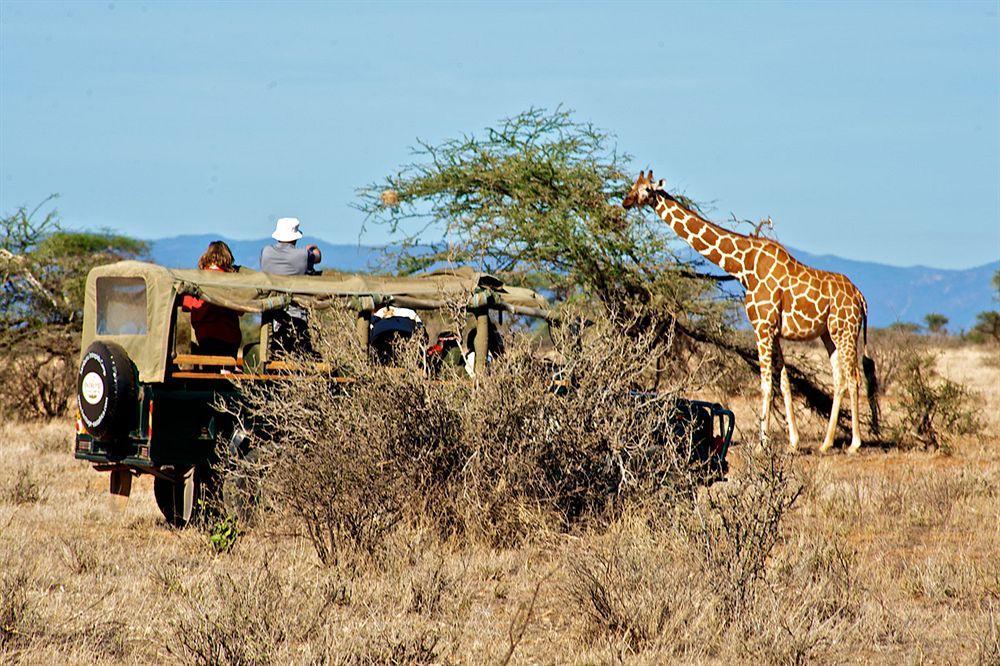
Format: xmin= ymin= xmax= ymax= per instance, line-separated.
xmin=78 ymin=351 xmax=110 ymax=428
xmin=81 ymin=372 xmax=104 ymax=405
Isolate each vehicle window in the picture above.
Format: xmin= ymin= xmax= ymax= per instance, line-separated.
xmin=96 ymin=277 xmax=148 ymax=335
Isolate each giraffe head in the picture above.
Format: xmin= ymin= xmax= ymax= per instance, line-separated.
xmin=622 ymin=170 xmax=670 ymax=209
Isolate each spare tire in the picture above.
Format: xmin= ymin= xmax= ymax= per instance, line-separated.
xmin=78 ymin=341 xmax=138 ymax=440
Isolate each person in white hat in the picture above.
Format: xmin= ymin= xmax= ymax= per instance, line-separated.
xmin=260 ymin=217 xmax=322 ymax=355
xmin=260 ymin=217 xmax=321 ymax=276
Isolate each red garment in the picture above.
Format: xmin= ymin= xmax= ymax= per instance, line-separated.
xmin=182 ymin=267 xmax=242 ymax=348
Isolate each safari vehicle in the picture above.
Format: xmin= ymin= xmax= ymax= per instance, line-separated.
xmin=75 ymin=261 xmax=735 ymax=527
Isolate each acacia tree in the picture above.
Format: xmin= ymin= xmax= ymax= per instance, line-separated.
xmin=357 ymin=108 xmax=845 ymax=422
xmin=356 ymin=107 xmax=734 ymax=331
xmin=924 ymin=313 xmax=948 ymax=335
xmin=1 ymin=196 xmax=147 ymax=417
xmin=969 ymin=269 xmax=1000 ymax=344
xmin=1 ymin=195 xmax=147 ymax=331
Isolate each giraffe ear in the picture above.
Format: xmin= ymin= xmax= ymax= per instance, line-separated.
xmin=646 ymin=170 xmax=654 ymax=181
xmin=655 ymin=179 xmax=666 ymax=191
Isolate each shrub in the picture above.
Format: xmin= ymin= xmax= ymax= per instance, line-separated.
xmin=924 ymin=313 xmax=948 ymax=335
xmin=0 ymin=326 xmax=76 ymax=420
xmin=566 ymin=447 xmax=807 ymax=659
xmin=680 ymin=446 xmax=804 ymax=618
xmin=567 ymin=519 xmax=702 ymax=655
xmin=170 ymin=564 xmax=290 ymax=665
xmin=888 ymin=351 xmax=982 ymax=451
xmin=0 ymin=571 xmax=31 ymax=650
xmin=968 ymin=311 xmax=1000 ymax=345
xmin=4 ymin=466 xmax=42 ymax=505
xmin=232 ymin=309 xmax=702 ymax=563
xmin=867 ymin=327 xmax=924 ymax=396
xmin=208 ymin=515 xmax=241 ymax=555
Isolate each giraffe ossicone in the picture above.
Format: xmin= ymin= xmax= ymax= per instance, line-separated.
xmin=623 ymin=170 xmax=879 ymax=453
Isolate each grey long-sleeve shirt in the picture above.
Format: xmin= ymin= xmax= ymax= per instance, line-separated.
xmin=260 ymin=242 xmax=312 ymax=276
xmin=260 ymin=242 xmax=315 ymax=320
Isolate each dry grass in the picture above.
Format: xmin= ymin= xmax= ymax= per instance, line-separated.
xmin=0 ymin=345 xmax=996 ymax=664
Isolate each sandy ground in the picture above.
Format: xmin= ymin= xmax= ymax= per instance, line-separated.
xmin=0 ymin=345 xmax=997 ymax=663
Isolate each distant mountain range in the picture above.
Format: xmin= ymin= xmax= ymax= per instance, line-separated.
xmin=148 ymin=234 xmax=999 ymax=331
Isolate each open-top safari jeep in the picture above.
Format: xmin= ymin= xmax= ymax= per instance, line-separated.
xmin=75 ymin=261 xmax=735 ymax=526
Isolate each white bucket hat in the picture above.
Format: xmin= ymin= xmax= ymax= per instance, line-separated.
xmin=272 ymin=217 xmax=304 ymax=242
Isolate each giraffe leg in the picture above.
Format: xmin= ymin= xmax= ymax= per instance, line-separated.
xmin=771 ymin=338 xmax=799 ymax=451
xmin=844 ymin=337 xmax=863 ymax=454
xmin=755 ymin=328 xmax=777 ymax=447
xmin=780 ymin=365 xmax=799 ymax=451
xmin=819 ymin=347 xmax=844 ymax=453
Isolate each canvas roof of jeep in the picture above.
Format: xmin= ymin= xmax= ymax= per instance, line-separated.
xmin=81 ymin=261 xmax=551 ymax=383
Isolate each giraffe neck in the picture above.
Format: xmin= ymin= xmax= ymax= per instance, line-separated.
xmin=652 ymin=193 xmax=755 ymax=285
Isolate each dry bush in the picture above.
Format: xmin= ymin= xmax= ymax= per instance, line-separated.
xmin=231 ymin=328 xmax=467 ymax=565
xmin=333 ymin=625 xmax=441 ymax=665
xmin=979 ymin=605 xmax=1000 ymax=666
xmin=567 ymin=516 xmax=709 ymax=657
xmin=0 ymin=571 xmax=32 ymax=653
xmin=736 ymin=534 xmax=866 ymax=664
xmin=230 ymin=309 xmax=705 ymax=563
xmin=565 ymin=447 xmax=812 ymax=660
xmin=867 ymin=326 xmax=948 ymax=397
xmin=0 ymin=327 xmax=76 ymax=420
xmin=170 ymin=562 xmax=297 ymax=665
xmin=888 ymin=350 xmax=982 ymax=451
xmin=458 ymin=315 xmax=699 ymax=539
xmin=3 ymin=465 xmax=43 ymax=505
xmin=681 ymin=447 xmax=804 ymax=618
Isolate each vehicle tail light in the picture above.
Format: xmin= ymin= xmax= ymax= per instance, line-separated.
xmin=147 ymin=400 xmax=155 ymax=440
xmin=75 ymin=411 xmax=86 ymax=435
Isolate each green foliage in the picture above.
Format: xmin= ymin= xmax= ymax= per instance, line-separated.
xmin=888 ymin=351 xmax=981 ymax=452
xmin=1 ymin=196 xmax=147 ymax=330
xmin=208 ymin=515 xmax=241 ymax=554
xmin=967 ymin=271 xmax=1000 ymax=344
xmin=885 ymin=322 xmax=920 ymax=335
xmin=1 ymin=196 xmax=147 ymax=418
xmin=969 ymin=311 xmax=1000 ymax=344
xmin=923 ymin=313 xmax=948 ymax=335
xmin=356 ymin=107 xmax=733 ymax=327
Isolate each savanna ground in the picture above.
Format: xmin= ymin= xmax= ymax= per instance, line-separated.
xmin=1 ymin=343 xmax=998 ymax=664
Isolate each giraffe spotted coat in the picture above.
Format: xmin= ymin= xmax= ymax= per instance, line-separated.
xmin=623 ymin=170 xmax=870 ymax=453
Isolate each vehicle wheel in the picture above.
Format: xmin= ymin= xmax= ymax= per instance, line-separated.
xmin=153 ymin=467 xmax=205 ymax=528
xmin=78 ymin=341 xmax=138 ymax=440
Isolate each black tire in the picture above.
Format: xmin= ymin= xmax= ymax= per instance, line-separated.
xmin=78 ymin=341 xmax=138 ymax=441
xmin=153 ymin=467 xmax=207 ymax=528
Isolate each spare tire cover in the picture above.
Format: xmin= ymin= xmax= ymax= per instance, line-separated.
xmin=78 ymin=341 xmax=138 ymax=440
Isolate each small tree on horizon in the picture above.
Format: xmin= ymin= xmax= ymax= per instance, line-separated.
xmin=967 ymin=268 xmax=1000 ymax=344
xmin=924 ymin=313 xmax=949 ymax=335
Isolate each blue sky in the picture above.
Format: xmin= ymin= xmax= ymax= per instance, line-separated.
xmin=1 ymin=1 xmax=997 ymax=269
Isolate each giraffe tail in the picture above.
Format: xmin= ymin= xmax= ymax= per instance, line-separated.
xmin=860 ymin=304 xmax=882 ymax=437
